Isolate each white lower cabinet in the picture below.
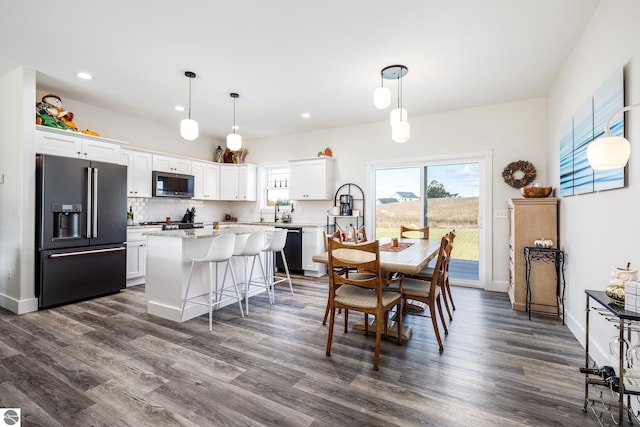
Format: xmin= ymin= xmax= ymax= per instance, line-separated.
xmin=126 ymin=227 xmax=160 ymax=286
xmin=302 ymin=226 xmax=327 ymax=277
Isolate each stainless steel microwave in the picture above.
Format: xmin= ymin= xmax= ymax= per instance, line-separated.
xmin=152 ymin=171 xmax=194 ymax=198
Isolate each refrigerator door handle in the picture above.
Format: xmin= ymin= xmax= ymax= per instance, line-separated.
xmin=92 ymin=167 xmax=99 ymax=238
xmin=49 ymin=246 xmax=126 ymax=258
xmin=86 ymin=167 xmax=92 ymax=237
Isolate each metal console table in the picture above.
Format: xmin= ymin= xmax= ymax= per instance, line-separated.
xmin=524 ymin=247 xmax=566 ymax=323
xmin=583 ymin=290 xmax=640 ymax=426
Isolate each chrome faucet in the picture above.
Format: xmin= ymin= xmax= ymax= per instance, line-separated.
xmin=274 ymin=204 xmax=279 ymax=222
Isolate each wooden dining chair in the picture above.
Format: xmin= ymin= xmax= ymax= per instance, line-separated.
xmin=325 ymin=239 xmax=403 ymax=370
xmin=444 ymin=229 xmax=456 ymax=311
xmin=322 ymin=230 xmax=344 ymax=325
xmin=406 ymin=229 xmax=456 ymax=321
xmin=354 ymin=225 xmax=367 ymax=243
xmin=388 ymin=234 xmax=449 ymax=351
xmin=400 ymin=225 xmax=429 ymax=239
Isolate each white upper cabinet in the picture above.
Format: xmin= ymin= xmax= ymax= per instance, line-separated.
xmin=152 ymin=154 xmax=192 ymax=174
xmin=192 ymin=161 xmax=220 ymax=200
xmin=35 ymin=127 xmax=122 ymax=164
xmin=289 ymin=157 xmax=335 ymax=200
xmin=121 ymin=149 xmax=152 ymax=198
xmin=219 ymin=164 xmax=257 ymax=201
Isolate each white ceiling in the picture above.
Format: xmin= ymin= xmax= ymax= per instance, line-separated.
xmin=1 ymin=0 xmax=599 ymax=141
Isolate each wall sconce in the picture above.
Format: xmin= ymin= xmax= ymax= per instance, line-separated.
xmin=587 ymin=103 xmax=640 ymax=170
xmin=180 ymin=71 xmax=199 ymax=141
xmin=373 ymin=65 xmax=410 ymax=143
xmin=226 ymin=93 xmax=242 ymax=151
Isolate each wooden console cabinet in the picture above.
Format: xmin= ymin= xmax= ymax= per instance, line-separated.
xmin=508 ymin=198 xmax=558 ymax=312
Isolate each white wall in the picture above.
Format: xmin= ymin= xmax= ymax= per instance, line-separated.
xmin=247 ymin=97 xmax=548 ymax=287
xmin=0 ymin=67 xmax=38 ymax=313
xmin=547 ymin=0 xmax=640 ymax=366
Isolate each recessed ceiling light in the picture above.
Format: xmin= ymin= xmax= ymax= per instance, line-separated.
xmin=76 ymin=72 xmax=93 ymax=80
xmin=174 ymin=105 xmax=185 ymax=111
xmin=301 ymin=112 xmax=311 ymax=119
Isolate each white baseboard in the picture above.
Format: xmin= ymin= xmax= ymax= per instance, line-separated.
xmin=0 ymin=293 xmax=38 ymax=314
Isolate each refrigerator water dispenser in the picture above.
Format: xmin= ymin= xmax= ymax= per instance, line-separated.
xmin=52 ymin=203 xmax=82 ymax=239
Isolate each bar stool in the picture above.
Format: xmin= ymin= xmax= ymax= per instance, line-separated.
xmin=234 ymin=230 xmax=272 ymax=314
xmin=181 ymin=233 xmax=244 ymax=331
xmin=262 ymin=229 xmax=293 ymax=297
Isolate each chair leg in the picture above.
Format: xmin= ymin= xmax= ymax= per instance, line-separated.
xmin=373 ymin=309 xmax=382 ymax=371
xmin=245 ymin=256 xmax=253 ymax=314
xmin=436 ymin=295 xmax=448 ymax=336
xmin=279 ymin=250 xmax=294 ymax=295
xmin=255 ymin=253 xmax=273 ymax=304
xmin=180 ymin=259 xmax=197 ymax=322
xmin=396 ymin=302 xmax=402 ymax=345
xmin=344 ymin=309 xmax=349 ymax=333
xmin=209 ymin=262 xmax=214 ymax=332
xmin=441 ymin=285 xmax=453 ymax=321
xmin=326 ymin=305 xmax=335 ymax=357
xmin=225 ymin=261 xmax=244 ymax=318
xmin=322 ymin=296 xmax=331 ymax=325
xmin=446 ymin=278 xmax=456 ymax=311
xmin=429 ymin=303 xmax=444 ymax=352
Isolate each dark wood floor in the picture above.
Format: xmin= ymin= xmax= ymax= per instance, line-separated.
xmin=0 ymin=275 xmax=597 ymax=426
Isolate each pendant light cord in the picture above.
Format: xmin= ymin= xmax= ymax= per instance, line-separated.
xmin=233 ymin=96 xmax=236 ymax=135
xmin=188 ymin=77 xmax=192 ymax=120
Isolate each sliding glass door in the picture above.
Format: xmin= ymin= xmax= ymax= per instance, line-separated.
xmin=373 ymin=158 xmax=485 ymax=285
xmin=424 ymin=163 xmax=479 ymax=282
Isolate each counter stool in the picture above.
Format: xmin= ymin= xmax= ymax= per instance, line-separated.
xmin=181 ymin=233 xmax=244 ymax=331
xmin=262 ymin=229 xmax=293 ymax=297
xmin=234 ymin=231 xmax=272 ymax=314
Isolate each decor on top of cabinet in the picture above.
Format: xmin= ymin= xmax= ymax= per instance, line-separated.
xmin=521 ymin=184 xmax=553 ymax=198
xmin=502 ymin=160 xmax=536 ymax=188
xmin=214 ymin=145 xmax=224 ymax=163
xmin=232 ymin=147 xmax=248 ymax=164
xmin=35 ymin=93 xmax=100 ymax=136
xmin=318 ymin=147 xmax=333 ymax=157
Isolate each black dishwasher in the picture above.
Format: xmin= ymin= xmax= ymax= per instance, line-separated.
xmin=275 ymin=227 xmax=303 ymax=273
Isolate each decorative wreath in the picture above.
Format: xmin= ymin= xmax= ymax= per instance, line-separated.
xmin=502 ymin=160 xmax=537 ymax=188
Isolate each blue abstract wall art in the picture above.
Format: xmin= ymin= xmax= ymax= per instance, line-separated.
xmin=559 ymin=67 xmax=624 ymax=196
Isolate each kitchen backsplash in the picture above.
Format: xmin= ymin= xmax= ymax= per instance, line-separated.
xmin=128 ymin=197 xmax=332 ymax=225
xmin=128 ymin=198 xmax=224 ymax=224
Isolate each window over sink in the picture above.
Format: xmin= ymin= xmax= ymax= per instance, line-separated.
xmin=263 ymin=165 xmax=290 ymax=208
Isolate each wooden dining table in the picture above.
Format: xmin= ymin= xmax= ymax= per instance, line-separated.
xmin=311 ymin=237 xmax=442 ymax=275
xmin=312 ymin=237 xmax=443 ymax=340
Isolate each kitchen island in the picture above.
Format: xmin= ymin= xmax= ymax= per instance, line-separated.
xmin=144 ymin=225 xmax=275 ymax=322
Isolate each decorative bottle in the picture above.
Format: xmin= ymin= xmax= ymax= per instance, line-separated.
xmin=127 ymin=205 xmax=134 ymax=226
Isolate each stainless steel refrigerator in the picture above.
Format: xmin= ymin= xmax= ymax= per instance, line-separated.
xmin=36 ymin=154 xmax=127 ymax=308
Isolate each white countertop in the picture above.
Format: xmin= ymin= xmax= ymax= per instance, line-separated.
xmin=225 ymin=221 xmax=325 ymax=228
xmin=143 ymin=225 xmax=277 ymax=239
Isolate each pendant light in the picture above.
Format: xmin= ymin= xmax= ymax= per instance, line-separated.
xmin=374 ymin=65 xmax=410 ymax=143
xmin=373 ymin=74 xmax=391 ymax=109
xmin=587 ymin=103 xmax=640 ymax=170
xmin=180 ymin=71 xmax=199 ymax=141
xmin=226 ymin=93 xmax=242 ymax=151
